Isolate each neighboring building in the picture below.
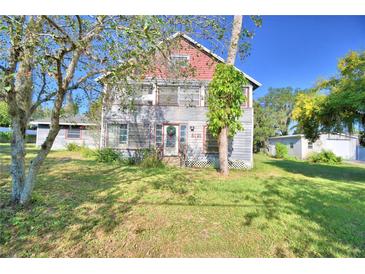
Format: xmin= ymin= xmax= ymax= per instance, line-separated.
xmin=31 ymin=115 xmax=98 ymax=150
xmin=99 ymin=33 xmax=261 ymax=169
xmin=268 ymin=133 xmax=359 ymax=160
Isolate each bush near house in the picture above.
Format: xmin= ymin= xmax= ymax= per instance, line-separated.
xmin=308 ymin=150 xmax=342 ymax=164
xmin=66 ymin=143 xmax=96 ymax=158
xmin=275 ymin=142 xmax=288 ymax=159
xmin=137 ymin=147 xmax=164 ymax=168
xmin=95 ymin=148 xmax=121 ymax=163
xmin=66 ymin=143 xmax=81 ymax=152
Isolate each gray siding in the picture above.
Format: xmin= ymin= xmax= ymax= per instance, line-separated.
xmin=36 ymin=125 xmax=98 ymax=150
xmin=103 ymin=105 xmax=253 ymax=167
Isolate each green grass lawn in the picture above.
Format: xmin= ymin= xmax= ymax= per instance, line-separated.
xmin=0 ymin=143 xmax=364 ymax=257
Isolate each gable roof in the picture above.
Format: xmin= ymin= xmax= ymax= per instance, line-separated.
xmin=97 ymin=32 xmax=261 ymax=89
xmin=172 ymin=32 xmax=261 ymax=89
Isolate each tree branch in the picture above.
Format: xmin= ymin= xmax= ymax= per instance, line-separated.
xmin=76 ymin=15 xmax=82 ymax=40
xmin=43 ymin=16 xmax=77 ymax=47
xmin=67 ymin=69 xmax=106 ymax=91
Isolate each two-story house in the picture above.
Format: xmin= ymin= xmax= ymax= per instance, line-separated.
xmin=100 ymin=32 xmax=261 ymax=169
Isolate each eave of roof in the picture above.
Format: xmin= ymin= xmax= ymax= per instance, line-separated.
xmin=269 ymin=133 xmax=359 ymax=140
xmin=30 ymin=121 xmax=96 ymax=126
xmin=269 ymin=134 xmax=304 ymax=139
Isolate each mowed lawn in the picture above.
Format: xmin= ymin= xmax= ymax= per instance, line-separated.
xmin=0 ymin=143 xmax=364 ymax=258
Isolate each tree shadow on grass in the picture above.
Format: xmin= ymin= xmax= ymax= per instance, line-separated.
xmin=265 ymin=158 xmax=365 ymax=184
xmin=0 ymin=158 xmax=188 ymax=257
xmin=256 ymin=176 xmax=365 ymax=257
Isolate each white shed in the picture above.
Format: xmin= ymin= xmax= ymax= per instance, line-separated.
xmin=268 ymin=133 xmax=359 ymax=160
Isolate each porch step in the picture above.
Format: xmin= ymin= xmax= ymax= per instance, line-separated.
xmin=163 ymin=156 xmax=181 ymax=167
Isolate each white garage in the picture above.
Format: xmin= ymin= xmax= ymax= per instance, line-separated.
xmin=268 ymin=133 xmax=359 ymax=160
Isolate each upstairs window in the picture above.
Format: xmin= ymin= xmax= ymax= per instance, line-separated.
xmin=243 ymin=87 xmax=250 ymax=107
xmin=158 ymin=86 xmax=178 ymax=106
xmin=67 ymin=126 xmax=81 ymax=139
xmin=170 ymin=55 xmax=189 ymax=68
xmin=179 ymin=86 xmax=200 ymax=107
xmin=133 ymin=84 xmax=153 ymax=105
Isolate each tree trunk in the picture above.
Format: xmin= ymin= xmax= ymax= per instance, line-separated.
xmin=10 ymin=119 xmax=26 ymax=203
xmin=218 ymin=15 xmax=243 ymax=175
xmin=6 ymin=16 xmax=39 ymax=204
xmin=227 ymin=16 xmax=243 ymax=65
xmin=218 ymin=126 xmax=229 ymax=175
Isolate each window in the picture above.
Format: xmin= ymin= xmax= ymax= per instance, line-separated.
xmin=158 ymin=86 xmax=178 ymax=106
xmin=180 ymin=124 xmax=187 ymax=145
xmin=290 ymin=143 xmax=294 ymax=149
xmin=134 ymin=84 xmax=153 ymax=105
xmin=107 ymin=124 xmax=127 ymax=147
xmin=170 ymin=55 xmax=189 ymax=67
xmin=128 ymin=123 xmax=150 ymax=148
xmin=179 ymin=87 xmax=200 ymax=107
xmin=308 ymin=142 xmax=313 ymax=149
xmin=67 ymin=126 xmax=81 ymax=139
xmin=119 ymin=124 xmax=128 ymax=144
xmin=156 ymin=124 xmax=163 ymax=147
xmin=243 ymin=87 xmax=250 ymax=107
xmin=205 ymin=127 xmax=219 ymax=153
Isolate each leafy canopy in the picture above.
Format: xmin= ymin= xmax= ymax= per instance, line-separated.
xmin=292 ymin=91 xmax=326 ymax=142
xmin=258 ymin=87 xmax=297 ymax=136
xmin=207 ymin=63 xmax=247 ymax=137
xmin=293 ymin=51 xmax=365 ymax=142
xmin=253 ymin=100 xmax=276 ymax=152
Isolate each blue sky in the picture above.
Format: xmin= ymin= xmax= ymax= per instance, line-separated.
xmin=233 ymin=16 xmax=365 ymax=99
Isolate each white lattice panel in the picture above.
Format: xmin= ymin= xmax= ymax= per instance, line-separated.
xmin=184 ymin=157 xmax=251 ymax=169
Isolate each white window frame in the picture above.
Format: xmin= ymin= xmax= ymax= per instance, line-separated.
xmin=170 ymin=54 xmax=190 ymax=67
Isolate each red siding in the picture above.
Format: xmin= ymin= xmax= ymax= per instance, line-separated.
xmin=146 ymin=37 xmax=218 ymax=81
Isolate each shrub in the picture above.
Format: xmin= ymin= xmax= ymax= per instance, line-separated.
xmin=0 ymin=131 xmax=12 ymax=142
xmin=308 ymin=149 xmax=342 ymax=164
xmin=275 ymin=142 xmax=288 ymax=159
xmin=139 ymin=149 xmax=164 ymax=168
xmin=95 ymin=148 xmax=120 ymax=163
xmin=131 ymin=147 xmax=164 ymax=168
xmin=66 ymin=143 xmax=81 ymax=151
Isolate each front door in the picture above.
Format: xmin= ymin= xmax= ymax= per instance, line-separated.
xmin=164 ymin=125 xmax=179 ymax=156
